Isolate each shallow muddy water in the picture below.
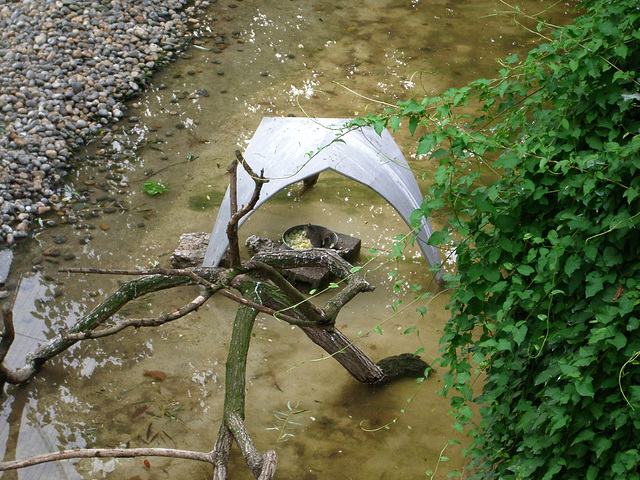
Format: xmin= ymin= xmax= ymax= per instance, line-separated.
xmin=0 ymin=1 xmax=576 ymax=479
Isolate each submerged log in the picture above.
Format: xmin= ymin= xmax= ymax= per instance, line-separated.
xmin=376 ymin=353 xmax=432 ymax=382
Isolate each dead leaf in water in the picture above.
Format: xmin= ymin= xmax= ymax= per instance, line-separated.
xmin=131 ymin=405 xmax=148 ymax=419
xmin=143 ymin=370 xmax=166 ymax=381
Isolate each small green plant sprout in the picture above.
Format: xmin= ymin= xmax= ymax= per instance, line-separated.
xmin=62 ymin=183 xmax=80 ymax=202
xmin=142 ymin=180 xmax=168 ymax=196
xmin=266 ymin=401 xmax=308 ymax=448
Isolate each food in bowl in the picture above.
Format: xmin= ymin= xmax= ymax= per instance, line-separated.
xmin=284 ymin=229 xmax=314 ymax=250
xmin=283 ymin=224 xmax=338 ymax=250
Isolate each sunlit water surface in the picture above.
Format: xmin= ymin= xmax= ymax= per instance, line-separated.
xmin=0 ymin=1 xmax=575 ymax=478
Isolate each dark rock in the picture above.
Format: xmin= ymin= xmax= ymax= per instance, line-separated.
xmin=376 ymin=353 xmax=432 ymax=382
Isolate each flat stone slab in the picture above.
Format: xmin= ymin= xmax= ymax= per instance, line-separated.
xmin=170 ymin=232 xmax=211 ymax=269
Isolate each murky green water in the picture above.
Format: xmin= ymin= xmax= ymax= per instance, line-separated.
xmin=0 ymin=1 xmax=575 ymax=479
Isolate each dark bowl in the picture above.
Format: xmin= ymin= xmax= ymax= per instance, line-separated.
xmin=282 ymin=224 xmax=338 ymax=250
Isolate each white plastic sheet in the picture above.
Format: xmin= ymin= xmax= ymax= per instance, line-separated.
xmin=202 ymin=117 xmax=442 ymax=284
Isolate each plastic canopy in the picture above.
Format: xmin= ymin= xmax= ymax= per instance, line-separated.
xmin=202 ymin=117 xmax=443 ymax=284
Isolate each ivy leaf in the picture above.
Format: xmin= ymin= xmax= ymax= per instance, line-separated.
xmin=369 ymin=115 xmax=386 ymax=135
xmin=408 ymin=115 xmax=420 ymax=135
xmin=575 ymin=378 xmax=595 ymax=397
xmin=585 ymin=272 xmax=603 ymax=298
xmin=512 ymin=324 xmax=528 ymax=346
xmin=483 ymin=267 xmax=501 ymax=283
xmin=565 ymin=254 xmax=582 ymax=276
xmin=388 ymin=115 xmax=401 ymax=132
xmin=417 ymin=134 xmax=436 ymax=156
xmin=427 ymin=229 xmax=452 ymax=246
xmin=505 ymin=53 xmax=519 ymax=64
xmin=516 ymin=265 xmax=535 ymax=276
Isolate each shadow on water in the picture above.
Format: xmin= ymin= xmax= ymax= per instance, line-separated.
xmin=0 ymin=1 xmax=576 ymax=478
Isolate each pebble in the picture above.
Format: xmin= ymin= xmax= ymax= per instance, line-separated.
xmin=0 ymin=0 xmax=211 ymax=245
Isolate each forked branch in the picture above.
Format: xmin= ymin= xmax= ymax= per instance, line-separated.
xmin=226 ymin=152 xmax=268 ymax=265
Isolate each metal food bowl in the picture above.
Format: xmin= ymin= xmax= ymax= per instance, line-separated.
xmin=282 ymin=224 xmax=338 ymax=250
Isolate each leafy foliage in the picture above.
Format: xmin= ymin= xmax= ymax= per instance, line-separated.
xmin=359 ymin=0 xmax=640 ymax=477
xmin=142 ymin=180 xmax=168 ymax=196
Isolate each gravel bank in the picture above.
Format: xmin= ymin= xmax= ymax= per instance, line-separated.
xmin=0 ymin=0 xmax=211 ymax=245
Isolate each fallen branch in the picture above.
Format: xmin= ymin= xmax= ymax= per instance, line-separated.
xmin=63 ymin=291 xmax=217 ymax=340
xmin=0 ymin=447 xmax=214 ymax=471
xmin=0 ymin=309 xmax=16 ymax=391
xmin=2 ymin=269 xmax=225 ymax=385
xmin=218 ymin=288 xmax=323 ymax=328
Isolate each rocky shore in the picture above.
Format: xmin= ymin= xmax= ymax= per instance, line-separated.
xmin=0 ymin=0 xmax=212 ymax=245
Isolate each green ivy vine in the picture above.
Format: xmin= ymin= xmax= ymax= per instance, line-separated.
xmin=353 ymin=0 xmax=640 ymax=477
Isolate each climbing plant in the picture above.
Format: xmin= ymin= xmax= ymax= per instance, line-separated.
xmin=353 ymin=0 xmax=640 ymax=477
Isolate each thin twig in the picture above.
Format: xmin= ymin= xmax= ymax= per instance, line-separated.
xmin=63 ymin=291 xmax=217 ymax=340
xmin=218 ymin=289 xmax=322 ymax=328
xmin=226 ymin=158 xmax=241 ymax=265
xmin=0 ymin=447 xmax=214 ymax=471
xmin=226 ymin=152 xmax=269 ymax=266
xmin=242 ymin=260 xmax=327 ymax=324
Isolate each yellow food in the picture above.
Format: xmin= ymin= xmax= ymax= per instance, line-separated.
xmin=285 ymin=230 xmax=313 ymax=249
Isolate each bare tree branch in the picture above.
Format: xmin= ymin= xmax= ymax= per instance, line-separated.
xmin=212 ymin=426 xmax=233 ymax=480
xmin=218 ymin=289 xmax=322 ymax=328
xmin=242 ymin=260 xmax=328 ymax=324
xmin=59 ymin=267 xmax=221 ymax=290
xmin=258 ymin=450 xmax=278 ymax=480
xmin=0 ymin=447 xmax=214 ymax=471
xmin=226 ymin=158 xmax=241 ymax=266
xmin=253 ymin=249 xmax=374 ymax=322
xmin=226 ymin=152 xmax=269 ymax=266
xmin=0 ymin=308 xmax=14 ymax=362
xmin=63 ymin=291 xmax=217 ymax=340
xmin=1 ymin=270 xmax=225 ymax=385
xmin=0 ymin=308 xmax=16 ymax=391
xmin=227 ymin=411 xmax=264 ymax=477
